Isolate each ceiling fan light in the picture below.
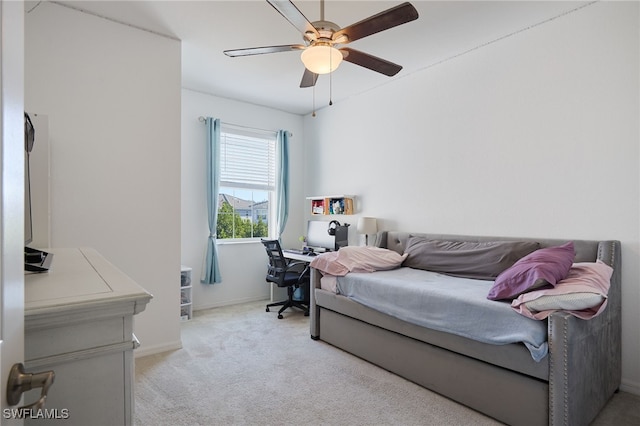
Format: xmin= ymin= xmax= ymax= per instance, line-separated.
xmin=301 ymin=45 xmax=343 ymax=74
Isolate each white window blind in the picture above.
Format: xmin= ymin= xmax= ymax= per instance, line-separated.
xmin=220 ymin=131 xmax=276 ymax=191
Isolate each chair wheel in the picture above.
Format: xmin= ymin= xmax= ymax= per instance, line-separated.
xmin=278 ymin=314 xmax=283 ymax=319
xmin=304 ymin=311 xmax=310 ymax=317
xmin=266 ymin=307 xmax=270 ymax=312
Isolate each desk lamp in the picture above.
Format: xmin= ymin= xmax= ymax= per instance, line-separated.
xmin=357 ymin=217 xmax=378 ymax=246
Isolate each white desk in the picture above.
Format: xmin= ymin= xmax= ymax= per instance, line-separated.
xmin=282 ymin=250 xmax=318 ymax=263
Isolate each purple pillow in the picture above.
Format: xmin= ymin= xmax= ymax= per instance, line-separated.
xmin=487 ymin=241 xmax=575 ymax=301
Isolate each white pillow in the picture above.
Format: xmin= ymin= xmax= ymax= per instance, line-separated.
xmin=525 ymin=292 xmax=605 ymax=312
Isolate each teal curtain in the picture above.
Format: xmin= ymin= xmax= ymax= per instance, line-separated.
xmin=276 ymin=130 xmax=290 ymax=238
xmin=202 ymin=117 xmax=222 ymax=284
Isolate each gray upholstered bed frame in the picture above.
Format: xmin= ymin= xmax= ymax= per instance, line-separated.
xmin=309 ymin=231 xmax=621 ymax=426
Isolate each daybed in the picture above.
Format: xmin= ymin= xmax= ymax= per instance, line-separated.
xmin=309 ymin=231 xmax=621 ymax=426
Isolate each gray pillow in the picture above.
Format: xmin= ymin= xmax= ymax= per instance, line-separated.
xmin=402 ymin=237 xmax=540 ymax=280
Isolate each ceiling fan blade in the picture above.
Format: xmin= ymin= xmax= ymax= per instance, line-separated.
xmin=300 ymin=69 xmax=318 ymax=88
xmin=340 ymin=48 xmax=402 ymax=77
xmin=334 ymin=2 xmax=418 ymax=44
xmin=267 ymin=0 xmax=320 ymax=38
xmin=224 ymin=44 xmax=306 ymax=57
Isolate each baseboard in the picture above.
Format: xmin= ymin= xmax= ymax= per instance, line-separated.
xmin=193 ymin=295 xmax=268 ymax=312
xmin=620 ymin=378 xmax=640 ymax=396
xmin=134 ymin=339 xmax=182 ymax=358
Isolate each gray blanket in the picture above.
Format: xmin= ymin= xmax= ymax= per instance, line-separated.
xmin=336 ymin=267 xmax=548 ymax=361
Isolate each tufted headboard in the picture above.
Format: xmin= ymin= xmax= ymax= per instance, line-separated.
xmin=376 ymin=231 xmax=617 ymax=266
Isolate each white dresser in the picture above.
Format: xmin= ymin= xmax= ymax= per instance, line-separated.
xmin=24 ymin=248 xmax=152 ymax=425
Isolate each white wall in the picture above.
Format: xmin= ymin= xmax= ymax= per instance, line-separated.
xmin=181 ymin=89 xmax=305 ymax=310
xmin=25 ymin=3 xmax=182 ymax=355
xmin=304 ymin=2 xmax=640 ymax=394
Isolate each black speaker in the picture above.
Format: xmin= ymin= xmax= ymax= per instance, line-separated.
xmin=334 ymin=225 xmax=349 ymax=251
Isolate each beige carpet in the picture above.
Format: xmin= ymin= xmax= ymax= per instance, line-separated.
xmin=135 ymin=301 xmax=639 ymax=426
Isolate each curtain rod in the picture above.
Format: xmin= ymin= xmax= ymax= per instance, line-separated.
xmin=198 ymin=116 xmax=292 ymax=138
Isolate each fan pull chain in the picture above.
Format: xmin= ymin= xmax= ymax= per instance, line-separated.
xmin=329 ymin=47 xmax=333 ymax=106
xmin=312 ymin=85 xmax=316 ymax=117
xmin=329 ymin=72 xmax=333 ymax=106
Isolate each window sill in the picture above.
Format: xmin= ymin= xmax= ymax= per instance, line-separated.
xmin=216 ymin=239 xmax=266 ymax=246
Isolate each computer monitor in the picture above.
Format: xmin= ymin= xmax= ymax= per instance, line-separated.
xmin=305 ymin=221 xmax=335 ymax=252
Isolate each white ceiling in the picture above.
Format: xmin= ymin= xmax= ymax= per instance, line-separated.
xmin=38 ymin=1 xmax=590 ymax=115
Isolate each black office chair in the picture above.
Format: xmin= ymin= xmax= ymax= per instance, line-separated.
xmin=261 ymin=239 xmax=310 ymax=319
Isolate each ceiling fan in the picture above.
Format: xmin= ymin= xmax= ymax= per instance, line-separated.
xmin=223 ymin=0 xmax=419 ymax=88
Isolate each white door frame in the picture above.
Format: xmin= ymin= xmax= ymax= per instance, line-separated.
xmin=0 ymin=1 xmax=26 ymax=424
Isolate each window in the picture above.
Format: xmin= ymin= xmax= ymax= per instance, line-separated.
xmin=216 ymin=127 xmax=276 ymax=241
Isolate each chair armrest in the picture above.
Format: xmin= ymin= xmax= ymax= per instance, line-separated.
xmin=286 ymin=260 xmax=308 ymax=270
xmin=296 ymin=265 xmax=310 ymax=284
xmin=286 ymin=260 xmax=309 ymax=279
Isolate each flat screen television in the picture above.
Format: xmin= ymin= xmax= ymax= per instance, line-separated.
xmin=24 ymin=131 xmax=33 ymax=246
xmin=24 ymin=113 xmax=52 ymax=272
